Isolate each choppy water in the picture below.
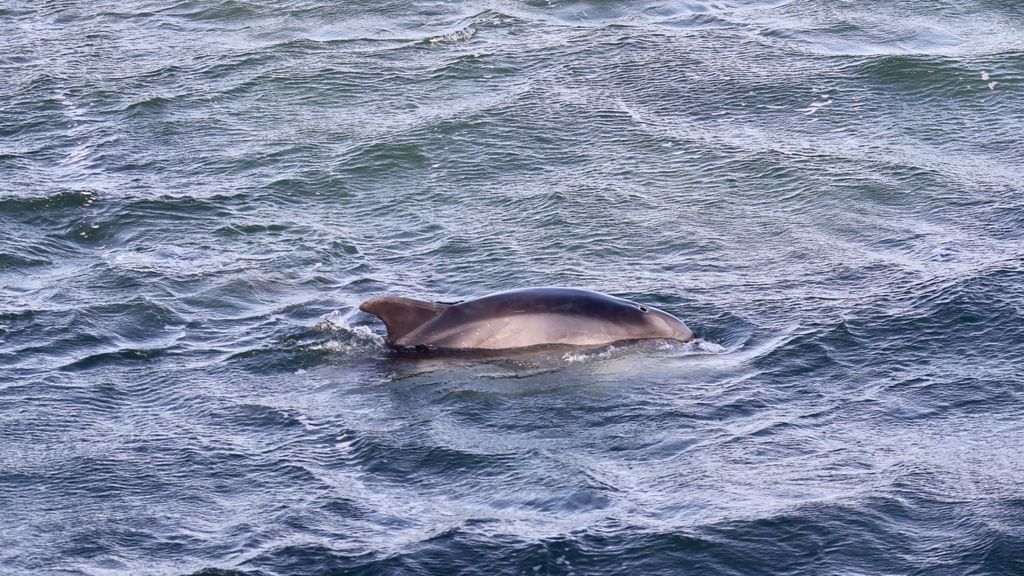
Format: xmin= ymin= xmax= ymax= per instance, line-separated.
xmin=2 ymin=1 xmax=1024 ymax=574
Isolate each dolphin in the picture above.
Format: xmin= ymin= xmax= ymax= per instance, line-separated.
xmin=358 ymin=287 xmax=694 ymax=351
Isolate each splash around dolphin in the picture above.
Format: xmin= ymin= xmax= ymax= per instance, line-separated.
xmin=359 ymin=287 xmax=694 ymax=352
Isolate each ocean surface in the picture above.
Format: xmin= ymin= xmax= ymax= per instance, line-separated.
xmin=2 ymin=1 xmax=1023 ymax=574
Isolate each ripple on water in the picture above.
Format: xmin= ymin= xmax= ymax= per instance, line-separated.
xmin=3 ymin=0 xmax=1024 ymax=575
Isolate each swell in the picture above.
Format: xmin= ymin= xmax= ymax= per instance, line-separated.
xmin=746 ymin=0 xmax=1024 ymax=57
xmin=204 ymin=492 xmax=1024 ymax=576
xmin=3 ymin=2 xmax=1024 ymax=576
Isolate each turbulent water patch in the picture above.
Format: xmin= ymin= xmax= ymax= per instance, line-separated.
xmin=1 ymin=0 xmax=1023 ymax=575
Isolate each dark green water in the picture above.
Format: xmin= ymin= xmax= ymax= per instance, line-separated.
xmin=2 ymin=1 xmax=1023 ymax=575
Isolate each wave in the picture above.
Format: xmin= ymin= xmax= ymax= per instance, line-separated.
xmin=747 ymin=2 xmax=1024 ymax=57
xmin=186 ymin=487 xmax=1024 ymax=575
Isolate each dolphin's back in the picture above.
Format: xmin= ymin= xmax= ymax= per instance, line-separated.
xmin=359 ymin=287 xmax=689 ymax=351
xmin=409 ymin=288 xmax=634 ymax=349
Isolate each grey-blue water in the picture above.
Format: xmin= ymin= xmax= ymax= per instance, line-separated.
xmin=2 ymin=1 xmax=1023 ymax=575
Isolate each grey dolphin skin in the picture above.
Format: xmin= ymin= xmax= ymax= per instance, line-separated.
xmin=359 ymin=287 xmax=694 ymax=351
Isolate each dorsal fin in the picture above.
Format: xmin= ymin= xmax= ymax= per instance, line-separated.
xmin=359 ymin=296 xmax=449 ymax=345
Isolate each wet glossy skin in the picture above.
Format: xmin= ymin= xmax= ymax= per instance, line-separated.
xmin=378 ymin=288 xmax=694 ymax=350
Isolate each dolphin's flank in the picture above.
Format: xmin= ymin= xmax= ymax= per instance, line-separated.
xmin=358 ymin=287 xmax=693 ymax=351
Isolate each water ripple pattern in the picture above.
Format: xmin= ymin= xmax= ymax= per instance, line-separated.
xmin=1 ymin=0 xmax=1023 ymax=575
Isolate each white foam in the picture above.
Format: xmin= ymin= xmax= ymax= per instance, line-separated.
xmin=310 ymin=310 xmax=387 ymax=352
xmin=798 ymin=99 xmax=833 ymax=115
xmin=562 ymin=345 xmax=618 ymax=364
xmin=429 ymin=26 xmax=476 ymax=45
xmin=689 ymin=339 xmax=728 ymax=354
